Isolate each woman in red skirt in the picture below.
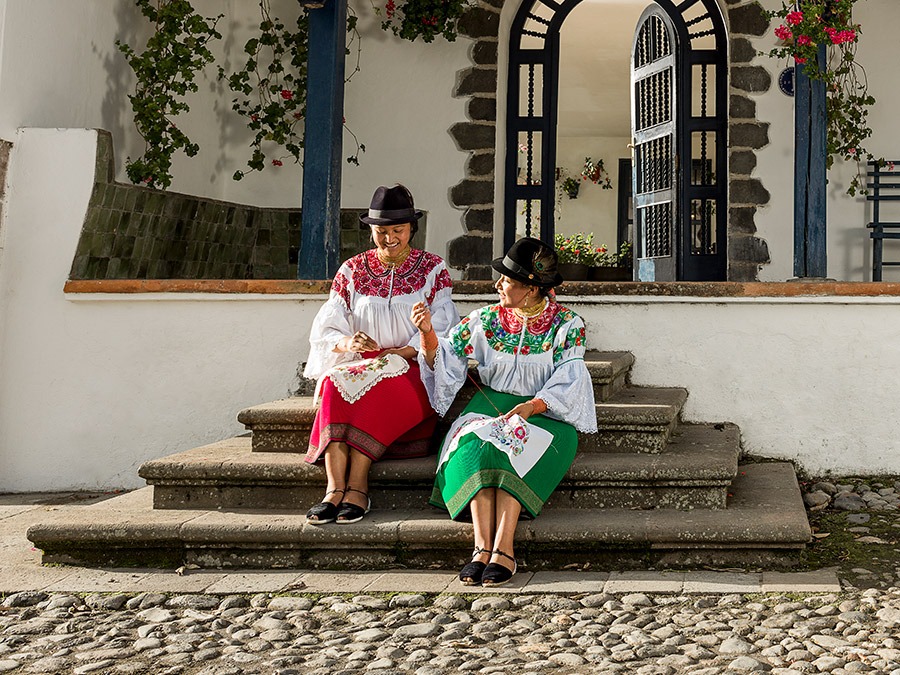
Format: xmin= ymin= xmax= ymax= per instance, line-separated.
xmin=302 ymin=185 xmax=459 ymax=524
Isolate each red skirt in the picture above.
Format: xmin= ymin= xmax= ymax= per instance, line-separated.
xmin=306 ymin=359 xmax=437 ymax=463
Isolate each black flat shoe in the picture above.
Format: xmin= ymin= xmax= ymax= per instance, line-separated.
xmin=481 ymin=549 xmax=517 ymax=587
xmin=459 ymin=547 xmax=490 ymax=586
xmin=336 ymin=487 xmax=371 ymax=524
xmin=305 ymin=488 xmax=345 ymax=525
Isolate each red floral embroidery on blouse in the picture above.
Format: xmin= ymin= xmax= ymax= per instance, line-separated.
xmin=498 ymin=301 xmax=563 ymax=336
xmin=331 ymin=271 xmax=351 ymax=308
xmin=342 ymin=249 xmax=448 ymax=300
xmin=426 ymin=267 xmax=453 ymax=305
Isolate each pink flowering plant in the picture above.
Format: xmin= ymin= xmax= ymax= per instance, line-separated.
xmin=768 ymin=0 xmax=879 ymax=195
xmin=581 ymin=157 xmax=613 ymax=190
xmin=375 ymin=0 xmax=470 ymax=43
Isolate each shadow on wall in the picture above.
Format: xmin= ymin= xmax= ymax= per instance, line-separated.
xmin=68 ymin=132 xmax=427 ymax=280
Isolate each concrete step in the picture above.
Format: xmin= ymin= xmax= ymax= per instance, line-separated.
xmin=140 ymin=423 xmax=739 ymax=512
xmin=27 ymin=463 xmax=811 ymax=570
xmin=239 ymin=385 xmax=685 ymax=456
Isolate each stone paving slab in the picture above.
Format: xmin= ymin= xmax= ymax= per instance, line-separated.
xmin=42 ymin=568 xmax=152 ymax=593
xmin=363 ymin=571 xmax=455 ymax=593
xmin=203 ymin=570 xmax=306 ymax=594
xmin=682 ymin=571 xmax=762 ymax=593
xmin=293 ymin=571 xmax=389 ymax=593
xmin=0 ymin=565 xmax=75 ymax=593
xmin=522 ymin=571 xmax=609 ymax=593
xmin=761 ymin=569 xmax=842 ymax=593
xmin=604 ymin=570 xmax=685 ymax=594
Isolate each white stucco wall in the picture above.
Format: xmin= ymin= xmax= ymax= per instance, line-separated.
xmin=555 ymin=135 xmax=630 ymax=245
xmin=751 ymin=0 xmax=900 ymax=282
xmin=2 ymin=128 xmax=900 ymax=492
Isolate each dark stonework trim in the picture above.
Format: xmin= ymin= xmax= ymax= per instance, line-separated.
xmin=446 ymin=0 xmax=773 ymax=281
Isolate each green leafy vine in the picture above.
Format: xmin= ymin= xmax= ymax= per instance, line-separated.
xmin=219 ymin=0 xmax=364 ymax=181
xmin=116 ymin=0 xmax=222 ymax=190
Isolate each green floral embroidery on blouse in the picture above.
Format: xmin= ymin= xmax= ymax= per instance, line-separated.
xmin=554 ymin=323 xmax=586 ymax=364
xmin=449 ymin=315 xmax=474 ymax=358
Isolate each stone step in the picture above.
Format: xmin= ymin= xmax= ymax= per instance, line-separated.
xmin=140 ymin=423 xmax=740 ymax=512
xmin=239 ymin=384 xmax=685 ymax=456
xmin=240 ymin=351 xmax=635 ymax=453
xmin=27 ymin=463 xmax=811 ymax=570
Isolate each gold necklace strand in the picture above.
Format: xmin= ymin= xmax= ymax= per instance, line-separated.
xmin=513 ymin=296 xmax=547 ymax=320
xmin=377 ymin=245 xmax=411 ymax=269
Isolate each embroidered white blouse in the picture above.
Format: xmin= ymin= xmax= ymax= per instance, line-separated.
xmin=419 ymin=300 xmax=598 ymax=433
xmin=303 ymin=248 xmax=459 ymax=380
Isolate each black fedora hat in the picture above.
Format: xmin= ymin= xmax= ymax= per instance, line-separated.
xmin=359 ymin=184 xmax=424 ymax=226
xmin=492 ymin=237 xmax=563 ymax=288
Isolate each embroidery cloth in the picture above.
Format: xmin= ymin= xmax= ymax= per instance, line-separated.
xmin=437 ymin=412 xmax=552 ymax=478
xmin=314 ymin=353 xmax=410 ymax=405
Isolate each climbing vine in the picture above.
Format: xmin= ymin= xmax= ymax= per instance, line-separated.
xmin=116 ymin=0 xmax=222 ymax=189
xmin=119 ymin=0 xmax=467 ymax=189
xmin=768 ymin=0 xmax=880 ymax=195
xmin=219 ymin=1 xmax=364 ymax=180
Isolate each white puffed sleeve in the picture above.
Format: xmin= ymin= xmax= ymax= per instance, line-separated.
xmin=405 ymin=262 xmax=460 ymax=349
xmin=303 ymin=268 xmax=357 ymax=379
xmin=534 ymin=316 xmax=598 ymax=433
xmin=417 ymin=311 xmax=474 ymax=416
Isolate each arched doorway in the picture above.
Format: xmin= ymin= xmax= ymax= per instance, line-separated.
xmin=504 ymin=0 xmax=728 ymax=281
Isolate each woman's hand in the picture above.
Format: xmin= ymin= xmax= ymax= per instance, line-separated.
xmin=379 ymin=346 xmax=418 ymax=360
xmin=337 ymin=331 xmax=380 ymax=353
xmin=410 ymin=302 xmax=433 ymax=334
xmin=503 ymin=402 xmax=536 ymax=422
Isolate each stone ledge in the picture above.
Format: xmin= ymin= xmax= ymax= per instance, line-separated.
xmin=63 ymin=279 xmax=900 ymax=297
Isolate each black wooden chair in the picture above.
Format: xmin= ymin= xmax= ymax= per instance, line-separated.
xmin=867 ymin=160 xmax=900 ymax=281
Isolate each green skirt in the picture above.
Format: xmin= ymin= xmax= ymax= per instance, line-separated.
xmin=430 ymin=387 xmax=578 ymax=519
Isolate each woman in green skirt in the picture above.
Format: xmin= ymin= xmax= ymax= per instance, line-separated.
xmin=411 ymin=237 xmax=597 ymax=586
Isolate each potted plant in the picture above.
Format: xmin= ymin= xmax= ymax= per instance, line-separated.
xmin=588 ymin=241 xmax=633 ymax=281
xmin=581 ymin=157 xmax=613 ymax=190
xmin=554 ymin=233 xmax=594 ymax=281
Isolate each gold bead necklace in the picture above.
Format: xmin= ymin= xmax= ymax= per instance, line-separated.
xmin=377 ymin=245 xmax=411 ymax=270
xmin=513 ymin=296 xmax=547 ymax=320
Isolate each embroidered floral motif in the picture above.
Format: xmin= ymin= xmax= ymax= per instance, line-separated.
xmin=344 ymin=248 xmax=446 ymax=299
xmin=426 ymin=267 xmax=453 ymax=305
xmin=487 ymin=417 xmax=529 ymax=456
xmin=554 ymin=324 xmax=586 ymax=363
xmin=481 ymin=302 xmax=577 ymax=356
xmin=449 ymin=320 xmax=473 ymax=358
xmin=331 ymin=271 xmax=351 ymax=309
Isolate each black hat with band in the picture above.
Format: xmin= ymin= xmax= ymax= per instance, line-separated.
xmin=359 ymin=184 xmax=424 ymax=227
xmin=491 ymin=237 xmax=563 ymax=288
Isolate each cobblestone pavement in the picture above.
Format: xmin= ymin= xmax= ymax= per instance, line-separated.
xmin=3 ymin=587 xmax=900 ymax=674
xmin=2 ymin=481 xmax=900 ymax=675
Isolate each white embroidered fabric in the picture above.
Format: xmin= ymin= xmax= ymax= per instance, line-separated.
xmin=437 ymin=412 xmax=553 ymax=478
xmin=314 ymin=353 xmax=410 ymax=405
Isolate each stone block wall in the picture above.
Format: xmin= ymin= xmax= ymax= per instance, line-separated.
xmin=69 ymin=133 xmax=425 ymax=280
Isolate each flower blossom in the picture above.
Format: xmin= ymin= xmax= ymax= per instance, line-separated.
xmin=774 ymin=24 xmax=793 ymax=41
xmin=272 ymin=159 xmax=283 ymax=166
xmin=385 ymin=0 xmax=395 ymax=18
xmin=794 ymin=55 xmax=807 ymax=64
xmin=280 ymin=89 xmax=293 ymax=101
xmin=796 ymin=34 xmax=812 ymax=46
xmin=786 ymin=10 xmax=803 ymax=26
